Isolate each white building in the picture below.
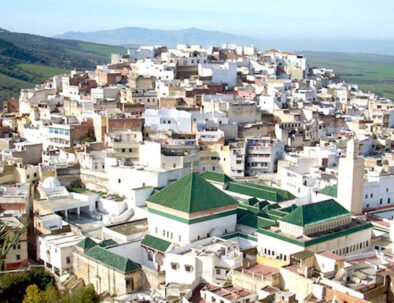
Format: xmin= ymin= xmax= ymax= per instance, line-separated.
xmin=198 ymin=62 xmax=237 ymax=86
xmin=257 ymin=199 xmax=372 ymax=262
xmin=337 ymin=139 xmax=364 ymax=214
xmin=165 ymin=238 xmax=243 ymax=286
xmin=128 ymin=46 xmax=155 ymax=61
xmin=140 ymin=173 xmax=238 ymax=277
xmin=37 ymin=232 xmax=83 ymax=277
xmin=245 ymin=137 xmax=285 ymax=175
xmin=144 ymin=109 xmax=192 ymax=133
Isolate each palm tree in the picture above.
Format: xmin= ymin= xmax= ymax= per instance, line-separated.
xmin=0 ymin=221 xmax=28 ymax=270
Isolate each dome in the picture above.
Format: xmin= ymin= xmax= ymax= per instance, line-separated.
xmin=42 ymin=177 xmax=61 ymax=189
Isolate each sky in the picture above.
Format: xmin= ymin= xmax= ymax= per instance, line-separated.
xmin=1 ymin=0 xmax=393 ymax=39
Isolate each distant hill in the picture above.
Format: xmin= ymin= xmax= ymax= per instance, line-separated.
xmin=55 ymin=27 xmax=254 ymax=47
xmin=56 ymin=27 xmax=394 ymax=56
xmin=0 ymin=28 xmax=126 ymax=101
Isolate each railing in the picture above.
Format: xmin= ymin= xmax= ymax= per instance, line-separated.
xmin=0 ymin=264 xmax=45 ymax=275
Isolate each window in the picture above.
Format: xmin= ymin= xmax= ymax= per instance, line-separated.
xmin=126 ymin=278 xmax=134 ymax=290
xmin=171 ymin=263 xmax=179 ymax=270
xmin=185 ymin=265 xmax=194 ymax=272
xmin=147 ymin=251 xmax=153 ymax=261
xmin=16 ymin=255 xmax=20 ymax=260
xmin=389 ymin=198 xmax=391 ymax=204
xmin=155 ymin=227 xmax=158 ymax=234
xmin=216 ymin=268 xmax=221 ymax=275
xmin=380 ymin=198 xmax=383 ymax=205
xmin=34 ymin=173 xmax=37 ymax=177
xmin=118 ymin=179 xmax=121 ymax=184
xmin=66 ymin=257 xmax=71 ymax=264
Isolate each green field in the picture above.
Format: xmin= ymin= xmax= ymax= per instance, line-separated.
xmin=0 ymin=73 xmax=32 ymax=99
xmin=0 ymin=64 xmax=67 ymax=100
xmin=304 ymin=52 xmax=394 ymax=99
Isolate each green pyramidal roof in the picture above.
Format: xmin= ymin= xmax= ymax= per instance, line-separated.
xmin=147 ymin=173 xmax=238 ymax=213
xmin=318 ymin=185 xmax=337 ymax=198
xmin=279 ymin=199 xmax=351 ymax=227
xmin=200 ymin=171 xmax=234 ymax=184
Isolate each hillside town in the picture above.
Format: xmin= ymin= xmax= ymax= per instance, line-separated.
xmin=1 ymin=43 xmax=394 ymax=303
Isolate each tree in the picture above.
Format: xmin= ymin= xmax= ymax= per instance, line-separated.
xmin=0 ymin=221 xmax=28 ymax=269
xmin=21 ymin=284 xmax=100 ymax=303
xmin=22 ymin=285 xmax=43 ymax=303
xmin=65 ymin=286 xmax=99 ymax=303
xmin=0 ymin=268 xmax=55 ymax=303
xmin=43 ymin=285 xmax=61 ymax=302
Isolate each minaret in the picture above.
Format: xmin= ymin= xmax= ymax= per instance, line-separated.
xmin=337 ymin=139 xmax=364 ymax=214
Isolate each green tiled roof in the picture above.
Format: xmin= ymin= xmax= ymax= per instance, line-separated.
xmin=77 ymin=237 xmax=97 ymax=252
xmin=147 ymin=173 xmax=238 ymax=213
xmin=200 ymin=171 xmax=234 ymax=184
xmin=247 ymin=197 xmax=259 ymax=206
xmin=237 ymin=212 xmax=276 ymax=229
xmin=226 ymin=182 xmax=296 ymax=202
xmin=318 ymin=185 xmax=338 ymax=198
xmin=98 ymin=239 xmax=117 ymax=248
xmin=85 ymin=246 xmax=140 ymax=273
xmin=262 ymin=203 xmax=291 ymax=220
xmin=279 ymin=199 xmax=351 ymax=227
xmin=141 ymin=234 xmax=171 ymax=253
xmin=221 ymin=232 xmax=257 ymax=242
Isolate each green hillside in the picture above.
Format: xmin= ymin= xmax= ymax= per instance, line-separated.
xmin=0 ymin=29 xmax=126 ymax=101
xmin=305 ymin=51 xmax=394 ymax=99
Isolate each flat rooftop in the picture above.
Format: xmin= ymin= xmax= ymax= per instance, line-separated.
xmin=40 ymin=232 xmax=83 ymax=248
xmin=106 ymin=219 xmax=148 ymax=235
xmin=260 ymin=219 xmax=371 ymax=246
xmin=203 ymin=284 xmax=254 ymax=300
xmin=36 ymin=197 xmax=91 ymax=211
xmin=242 ymin=264 xmax=279 ymax=278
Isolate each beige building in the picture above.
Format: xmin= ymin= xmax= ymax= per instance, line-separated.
xmin=73 ymin=238 xmax=143 ymax=296
xmin=0 ymin=216 xmax=28 ymax=270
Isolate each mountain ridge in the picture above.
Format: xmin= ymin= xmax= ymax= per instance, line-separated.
xmin=55 ymin=27 xmax=394 ymax=56
xmin=55 ymin=27 xmax=255 ymax=47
